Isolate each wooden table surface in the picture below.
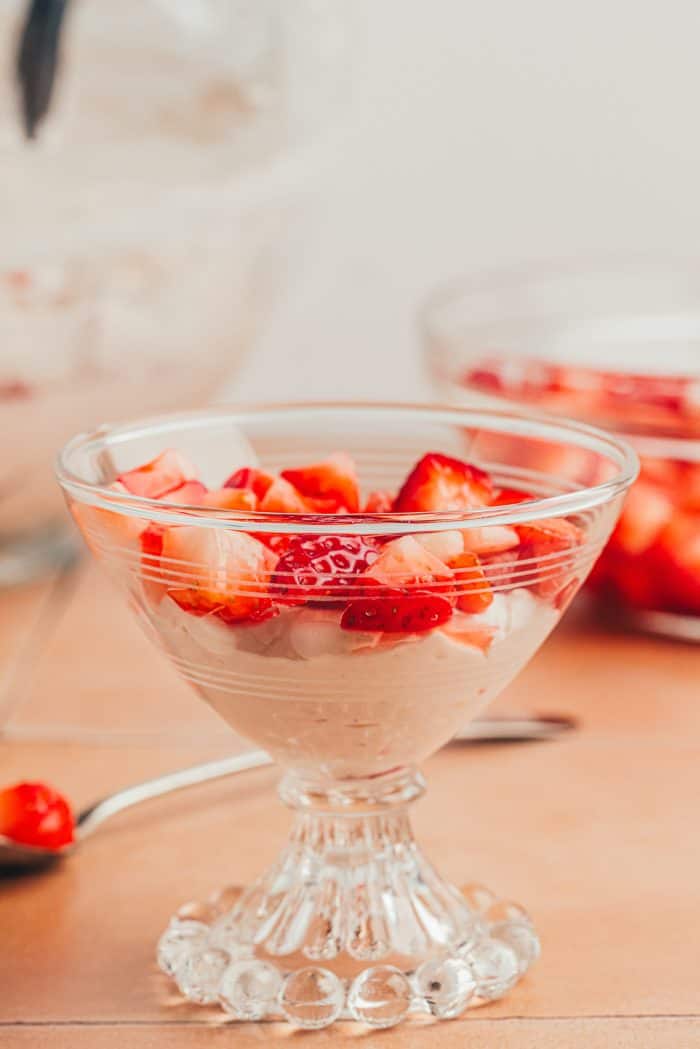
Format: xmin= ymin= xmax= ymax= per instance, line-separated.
xmin=1 ymin=562 xmax=699 ymax=1048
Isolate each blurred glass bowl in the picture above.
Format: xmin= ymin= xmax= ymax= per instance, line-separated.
xmin=0 ymin=0 xmax=356 ymax=584
xmin=422 ymin=261 xmax=700 ymax=642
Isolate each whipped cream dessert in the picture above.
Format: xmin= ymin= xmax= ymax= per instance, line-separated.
xmin=76 ymin=444 xmax=584 ymax=778
xmin=149 ymin=588 xmax=558 ymax=778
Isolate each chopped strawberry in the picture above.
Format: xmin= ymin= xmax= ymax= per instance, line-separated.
xmin=440 ymin=621 xmax=496 ymax=652
xmin=167 ymin=480 xmax=208 ymax=504
xmin=450 ymin=551 xmax=494 ymax=613
xmin=516 ymin=517 xmax=584 ymax=598
xmin=479 ymin=549 xmax=521 ymax=589
xmin=224 ymin=467 xmax=275 ymax=501
xmin=394 ymin=453 xmax=493 ymax=512
xmin=415 ymin=530 xmax=464 ymax=564
xmin=203 ymin=488 xmax=257 ymax=511
xmin=259 ymin=477 xmax=313 ymax=513
xmin=461 ymin=525 xmax=520 ymax=556
xmin=490 ymin=487 xmax=536 ymax=506
xmin=160 ymin=526 xmax=276 ymax=623
xmin=364 ymin=490 xmax=394 ymax=513
xmin=281 ymin=453 xmax=360 ymax=513
xmin=613 ymin=481 xmax=674 ymax=556
xmin=341 ymin=591 xmax=453 ymax=633
xmin=364 ymin=535 xmax=455 ymax=597
xmin=650 ymin=513 xmax=700 ymax=615
xmin=117 ymin=450 xmax=197 ymax=499
xmin=271 ymin=535 xmax=379 ymax=605
xmin=0 ymin=781 xmax=74 ymax=850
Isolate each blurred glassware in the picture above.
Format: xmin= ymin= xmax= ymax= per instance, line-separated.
xmin=422 ymin=260 xmax=700 ymax=642
xmin=0 ymin=0 xmax=357 ymax=585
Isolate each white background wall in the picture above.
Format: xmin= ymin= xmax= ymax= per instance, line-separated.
xmin=233 ymin=0 xmax=700 ymax=401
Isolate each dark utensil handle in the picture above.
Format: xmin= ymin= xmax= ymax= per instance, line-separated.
xmin=16 ymin=0 xmax=70 ymax=139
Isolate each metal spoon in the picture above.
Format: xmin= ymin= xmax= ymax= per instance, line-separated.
xmin=0 ymin=716 xmax=574 ymax=872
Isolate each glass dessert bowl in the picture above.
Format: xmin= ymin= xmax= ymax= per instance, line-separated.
xmin=423 ymin=261 xmax=700 ymax=641
xmin=57 ymin=404 xmax=636 ymax=1028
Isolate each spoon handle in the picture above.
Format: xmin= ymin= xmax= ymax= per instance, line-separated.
xmin=76 ymin=750 xmax=273 ymax=840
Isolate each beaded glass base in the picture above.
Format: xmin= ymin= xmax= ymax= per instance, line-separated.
xmin=157 ymin=771 xmax=539 ymax=1029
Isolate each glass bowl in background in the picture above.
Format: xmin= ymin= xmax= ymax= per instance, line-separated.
xmin=422 ymin=262 xmax=700 ymax=641
xmin=0 ymin=0 xmax=356 ymax=584
xmin=57 ymin=403 xmax=636 ymax=1026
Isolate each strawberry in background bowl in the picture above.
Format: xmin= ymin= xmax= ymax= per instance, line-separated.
xmin=422 ymin=261 xmax=700 ymax=641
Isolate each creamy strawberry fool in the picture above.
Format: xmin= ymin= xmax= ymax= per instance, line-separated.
xmin=75 ymin=445 xmax=584 ymax=776
xmin=150 ymin=586 xmax=558 ymax=778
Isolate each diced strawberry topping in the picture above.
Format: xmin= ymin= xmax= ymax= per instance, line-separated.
xmin=613 ymin=481 xmax=674 ymax=556
xmin=649 ymin=514 xmax=700 ymax=615
xmin=461 ymin=525 xmax=520 ymax=556
xmin=117 ymin=450 xmax=198 ymax=499
xmin=364 ymin=490 xmax=394 ymax=513
xmin=450 ymin=551 xmax=494 ymax=613
xmin=160 ymin=526 xmax=276 ymax=623
xmin=259 ymin=477 xmax=313 ymax=513
xmin=281 ymin=453 xmax=360 ymax=513
xmin=0 ymin=781 xmax=74 ymax=850
xmin=167 ymin=480 xmax=208 ymax=505
xmin=414 ymin=530 xmax=464 ymax=564
xmin=516 ymin=517 xmax=584 ymax=598
xmin=490 ymin=487 xmax=536 ymax=506
xmin=341 ymin=592 xmax=453 ymax=633
xmin=203 ymin=488 xmax=257 ymax=511
xmin=271 ymin=535 xmax=379 ymax=605
xmin=364 ymin=535 xmax=455 ymax=597
xmin=394 ymin=453 xmax=493 ymax=512
xmin=224 ymin=467 xmax=275 ymax=501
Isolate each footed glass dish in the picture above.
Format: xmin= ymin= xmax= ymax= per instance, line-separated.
xmin=57 ymin=404 xmax=637 ymax=1028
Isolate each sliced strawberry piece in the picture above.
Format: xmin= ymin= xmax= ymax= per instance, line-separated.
xmin=281 ymin=453 xmax=360 ymax=513
xmin=341 ymin=591 xmax=453 ymax=633
xmin=0 ymin=781 xmax=74 ymax=849
xmin=394 ymin=453 xmax=493 ymax=512
xmin=160 ymin=526 xmax=275 ymax=623
xmin=117 ymin=450 xmax=197 ymax=499
xmin=364 ymin=490 xmax=394 ymax=513
xmin=167 ymin=480 xmax=208 ymax=504
xmin=490 ymin=487 xmax=536 ymax=506
xmin=450 ymin=551 xmax=493 ymax=613
xmin=364 ymin=535 xmax=455 ymax=597
xmin=224 ymin=467 xmax=275 ymax=501
xmin=415 ymin=530 xmax=464 ymax=564
xmin=271 ymin=535 xmax=379 ymax=605
xmin=462 ymin=525 xmax=520 ymax=556
xmin=516 ymin=517 xmax=584 ymax=599
xmin=613 ymin=481 xmax=674 ymax=556
xmin=203 ymin=488 xmax=257 ymax=511
xmin=259 ymin=477 xmax=313 ymax=513
xmin=650 ymin=513 xmax=700 ymax=615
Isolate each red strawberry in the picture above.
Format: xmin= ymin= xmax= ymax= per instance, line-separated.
xmin=490 ymin=487 xmax=536 ymax=506
xmin=281 ymin=453 xmax=360 ymax=512
xmin=364 ymin=490 xmax=394 ymax=513
xmin=0 ymin=782 xmax=74 ymax=850
xmin=612 ymin=481 xmax=674 ymax=556
xmin=160 ymin=527 xmax=276 ymax=623
xmin=257 ymin=477 xmax=339 ymax=515
xmin=341 ymin=591 xmax=453 ymax=633
xmin=224 ymin=467 xmax=275 ymax=501
xmin=167 ymin=480 xmax=208 ymax=504
xmin=461 ymin=525 xmax=519 ymax=556
xmin=271 ymin=535 xmax=379 ymax=605
xmin=117 ymin=449 xmax=198 ymax=499
xmin=394 ymin=453 xmax=493 ymax=512
xmin=450 ymin=551 xmax=493 ymax=613
xmin=650 ymin=513 xmax=700 ymax=615
xmin=203 ymin=488 xmax=257 ymax=511
xmin=364 ymin=535 xmax=455 ymax=597
xmin=516 ymin=517 xmax=584 ymax=598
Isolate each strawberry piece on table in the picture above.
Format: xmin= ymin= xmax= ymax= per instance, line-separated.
xmin=516 ymin=517 xmax=584 ymax=598
xmin=0 ymin=781 xmax=74 ymax=849
xmin=160 ymin=527 xmax=277 ymax=623
xmin=271 ymin=535 xmax=379 ymax=605
xmin=341 ymin=591 xmax=453 ymax=633
xmin=394 ymin=453 xmax=493 ymax=512
xmin=117 ymin=450 xmax=198 ymax=499
xmin=450 ymin=551 xmax=494 ymax=613
xmin=224 ymin=467 xmax=275 ymax=501
xmin=281 ymin=453 xmax=360 ymax=513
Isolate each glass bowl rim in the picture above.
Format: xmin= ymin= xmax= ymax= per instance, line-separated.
xmin=56 ymin=401 xmax=639 ymax=535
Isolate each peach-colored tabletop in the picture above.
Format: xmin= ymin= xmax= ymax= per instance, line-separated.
xmin=1 ymin=562 xmax=699 ymax=1048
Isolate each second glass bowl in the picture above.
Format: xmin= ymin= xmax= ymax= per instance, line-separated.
xmin=423 ymin=261 xmax=700 ymax=641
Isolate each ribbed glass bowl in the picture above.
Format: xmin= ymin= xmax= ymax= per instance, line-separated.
xmin=57 ymin=403 xmax=637 ymax=1028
